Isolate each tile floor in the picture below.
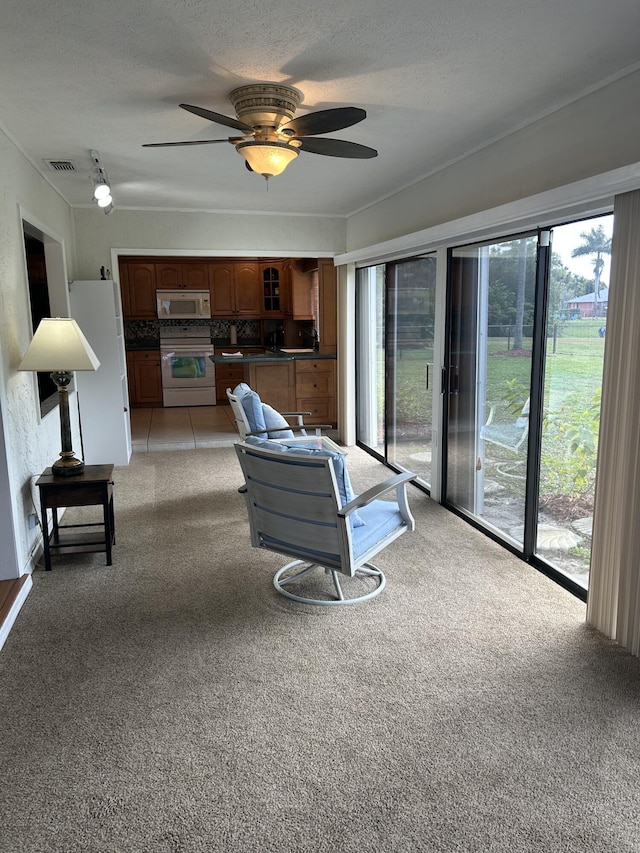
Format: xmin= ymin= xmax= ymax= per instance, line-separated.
xmin=130 ymin=405 xmax=238 ymax=452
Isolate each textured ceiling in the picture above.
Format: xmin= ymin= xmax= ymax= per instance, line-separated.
xmin=2 ymin=0 xmax=639 ymax=217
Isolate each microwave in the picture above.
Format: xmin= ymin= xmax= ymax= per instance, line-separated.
xmin=156 ymin=289 xmax=211 ymax=320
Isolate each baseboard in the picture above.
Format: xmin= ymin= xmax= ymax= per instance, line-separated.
xmin=0 ymin=574 xmax=33 ymax=653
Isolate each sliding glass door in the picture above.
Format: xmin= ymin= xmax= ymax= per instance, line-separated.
xmin=356 ymin=256 xmax=437 ymax=489
xmin=445 ymin=234 xmax=537 ymax=546
xmin=386 ymin=257 xmax=437 ymax=485
xmin=355 ymin=214 xmax=610 ymax=594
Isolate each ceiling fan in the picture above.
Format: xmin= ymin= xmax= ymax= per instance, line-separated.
xmin=143 ymin=83 xmax=378 ymax=180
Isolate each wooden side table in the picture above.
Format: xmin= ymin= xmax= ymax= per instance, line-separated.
xmin=36 ymin=464 xmax=115 ymax=571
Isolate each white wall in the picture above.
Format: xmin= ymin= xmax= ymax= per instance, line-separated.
xmin=0 ymin=128 xmax=77 ymax=578
xmin=346 ymin=69 xmax=640 ymax=251
xmin=72 ymin=208 xmax=346 ymax=278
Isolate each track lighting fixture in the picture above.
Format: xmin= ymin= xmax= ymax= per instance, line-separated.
xmin=89 ymin=149 xmax=114 ymax=214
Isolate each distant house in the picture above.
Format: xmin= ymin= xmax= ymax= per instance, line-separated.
xmin=564 ymin=287 xmax=609 ymax=318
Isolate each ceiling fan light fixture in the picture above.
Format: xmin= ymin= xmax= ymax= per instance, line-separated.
xmin=236 ymin=140 xmax=299 ymax=179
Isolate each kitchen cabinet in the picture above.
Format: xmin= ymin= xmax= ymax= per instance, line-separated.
xmin=289 ymin=259 xmax=316 ymax=320
xmin=318 ymin=258 xmax=337 ymax=355
xmin=247 ymin=360 xmax=295 ymax=413
xmin=156 ymin=262 xmax=209 ymax=289
xmin=119 ymin=261 xmax=156 ymax=319
xmin=215 ymin=362 xmax=245 ymax=403
xmin=69 ymin=280 xmax=132 ymax=466
xmin=236 ymin=263 xmax=262 ymax=314
xmin=126 ymin=350 xmax=162 ymax=407
xmin=210 ymin=262 xmax=261 ymax=316
xmin=295 ymin=359 xmax=336 ymax=425
xmin=260 ymin=261 xmax=289 ymax=317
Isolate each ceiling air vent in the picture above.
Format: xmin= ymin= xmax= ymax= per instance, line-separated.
xmin=44 ymin=159 xmax=78 ymax=173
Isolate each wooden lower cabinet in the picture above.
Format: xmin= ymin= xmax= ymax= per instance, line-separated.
xmin=215 ymin=363 xmax=245 ymax=404
xmin=126 ymin=350 xmax=162 ymax=407
xmin=295 ymin=359 xmax=336 ymax=425
xmin=247 ymin=361 xmax=295 ymax=413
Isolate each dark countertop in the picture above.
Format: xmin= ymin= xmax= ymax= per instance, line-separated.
xmin=210 ymin=349 xmax=335 ymax=364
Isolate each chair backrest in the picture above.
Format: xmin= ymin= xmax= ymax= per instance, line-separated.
xmin=235 ymin=440 xmax=348 ymax=571
xmin=482 ymin=397 xmax=529 ymax=453
xmin=226 ymin=387 xmax=252 ymax=439
xmin=235 ymin=440 xmax=414 ymax=579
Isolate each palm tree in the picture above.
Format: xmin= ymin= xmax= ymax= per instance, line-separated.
xmin=571 ymin=224 xmax=612 ymax=318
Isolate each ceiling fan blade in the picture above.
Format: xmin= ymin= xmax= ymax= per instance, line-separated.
xmin=180 ymin=103 xmax=253 ymax=133
xmin=142 ymin=139 xmax=232 ymax=148
xmin=281 ymin=107 xmax=366 ymax=137
xmin=297 ymin=137 xmax=378 ymax=159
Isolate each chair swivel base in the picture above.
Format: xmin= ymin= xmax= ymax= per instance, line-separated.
xmin=273 ymin=559 xmax=386 ymax=606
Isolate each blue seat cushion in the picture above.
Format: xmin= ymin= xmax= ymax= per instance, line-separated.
xmin=245 ymin=436 xmax=364 ymax=527
xmin=351 ymin=500 xmax=405 ymax=558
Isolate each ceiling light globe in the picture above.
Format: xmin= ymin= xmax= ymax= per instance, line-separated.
xmin=97 ymin=194 xmax=113 ymax=208
xmin=236 ymin=141 xmax=299 ymax=179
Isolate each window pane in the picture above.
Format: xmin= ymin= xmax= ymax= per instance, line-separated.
xmin=356 ymin=265 xmax=385 ymax=454
xmin=387 ymin=256 xmax=437 ymax=488
xmin=448 ymin=235 xmax=536 ymax=547
xmin=537 ymin=215 xmax=612 ymax=589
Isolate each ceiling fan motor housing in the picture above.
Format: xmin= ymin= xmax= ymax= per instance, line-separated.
xmin=229 ymin=84 xmax=302 ymax=129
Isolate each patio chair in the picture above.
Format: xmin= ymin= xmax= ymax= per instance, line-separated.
xmin=235 ymin=439 xmax=416 ymax=605
xmin=481 ymin=397 xmax=530 ymax=454
xmin=227 ymin=383 xmax=330 ymax=440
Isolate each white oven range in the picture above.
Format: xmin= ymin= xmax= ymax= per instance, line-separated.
xmin=159 ymin=325 xmax=216 ymax=407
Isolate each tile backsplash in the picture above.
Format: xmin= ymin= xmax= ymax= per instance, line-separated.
xmin=124 ymin=319 xmax=260 ymax=349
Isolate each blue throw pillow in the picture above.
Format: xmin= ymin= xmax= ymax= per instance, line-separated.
xmin=232 ymin=382 xmax=252 ymax=399
xmin=262 ymin=404 xmax=294 ymax=439
xmin=240 ymin=390 xmax=266 ymax=434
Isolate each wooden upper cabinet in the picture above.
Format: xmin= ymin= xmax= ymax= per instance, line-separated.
xmin=121 ymin=262 xmax=157 ymax=318
xmin=289 ymin=259 xmax=316 ymax=320
xmin=182 ymin=263 xmax=209 ymax=289
xmin=155 ymin=262 xmax=209 ymax=289
xmin=318 ymin=258 xmax=337 ymax=354
xmin=210 ymin=261 xmax=261 ymax=316
xmin=209 ymin=262 xmax=236 ymax=316
xmin=235 ymin=263 xmax=262 ymax=315
xmin=260 ymin=261 xmax=288 ymax=316
xmin=155 ymin=262 xmax=182 ymax=288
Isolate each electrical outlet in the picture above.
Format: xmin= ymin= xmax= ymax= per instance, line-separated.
xmin=28 ymin=513 xmax=39 ymax=529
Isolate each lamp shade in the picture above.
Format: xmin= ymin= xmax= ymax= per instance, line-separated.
xmin=236 ymin=140 xmax=299 ymax=178
xmin=18 ymin=318 xmax=100 ymax=372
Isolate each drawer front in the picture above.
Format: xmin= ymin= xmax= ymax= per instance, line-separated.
xmin=216 ymin=365 xmax=245 ymax=387
xmin=296 ymin=371 xmax=335 ymax=397
xmin=297 ymin=398 xmax=333 ymax=423
xmin=295 ymin=359 xmax=334 ymax=375
xmin=40 ymin=482 xmax=110 ymax=508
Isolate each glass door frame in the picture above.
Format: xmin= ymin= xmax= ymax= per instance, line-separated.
xmin=440 ymin=227 xmax=586 ymax=601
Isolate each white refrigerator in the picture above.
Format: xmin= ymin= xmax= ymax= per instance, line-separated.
xmin=69 ymin=279 xmax=132 ymax=466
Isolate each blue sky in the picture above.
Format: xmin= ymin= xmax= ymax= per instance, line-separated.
xmin=551 ymin=214 xmax=614 ymax=286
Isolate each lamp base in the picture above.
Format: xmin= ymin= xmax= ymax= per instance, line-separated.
xmin=52 ymin=453 xmax=85 ymax=477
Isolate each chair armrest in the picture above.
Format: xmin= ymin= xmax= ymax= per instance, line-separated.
xmin=281 ymin=411 xmax=312 ymax=418
xmin=246 ymin=425 xmax=326 ymax=437
xmin=338 ymin=472 xmax=416 ymax=517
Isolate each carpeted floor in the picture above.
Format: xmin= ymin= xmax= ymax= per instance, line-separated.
xmin=1 ymin=446 xmax=639 ymax=852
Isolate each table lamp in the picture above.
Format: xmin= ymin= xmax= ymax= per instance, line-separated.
xmin=18 ymin=317 xmax=100 ymax=476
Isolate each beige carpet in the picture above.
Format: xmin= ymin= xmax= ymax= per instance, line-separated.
xmin=1 ymin=446 xmax=639 ymax=852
